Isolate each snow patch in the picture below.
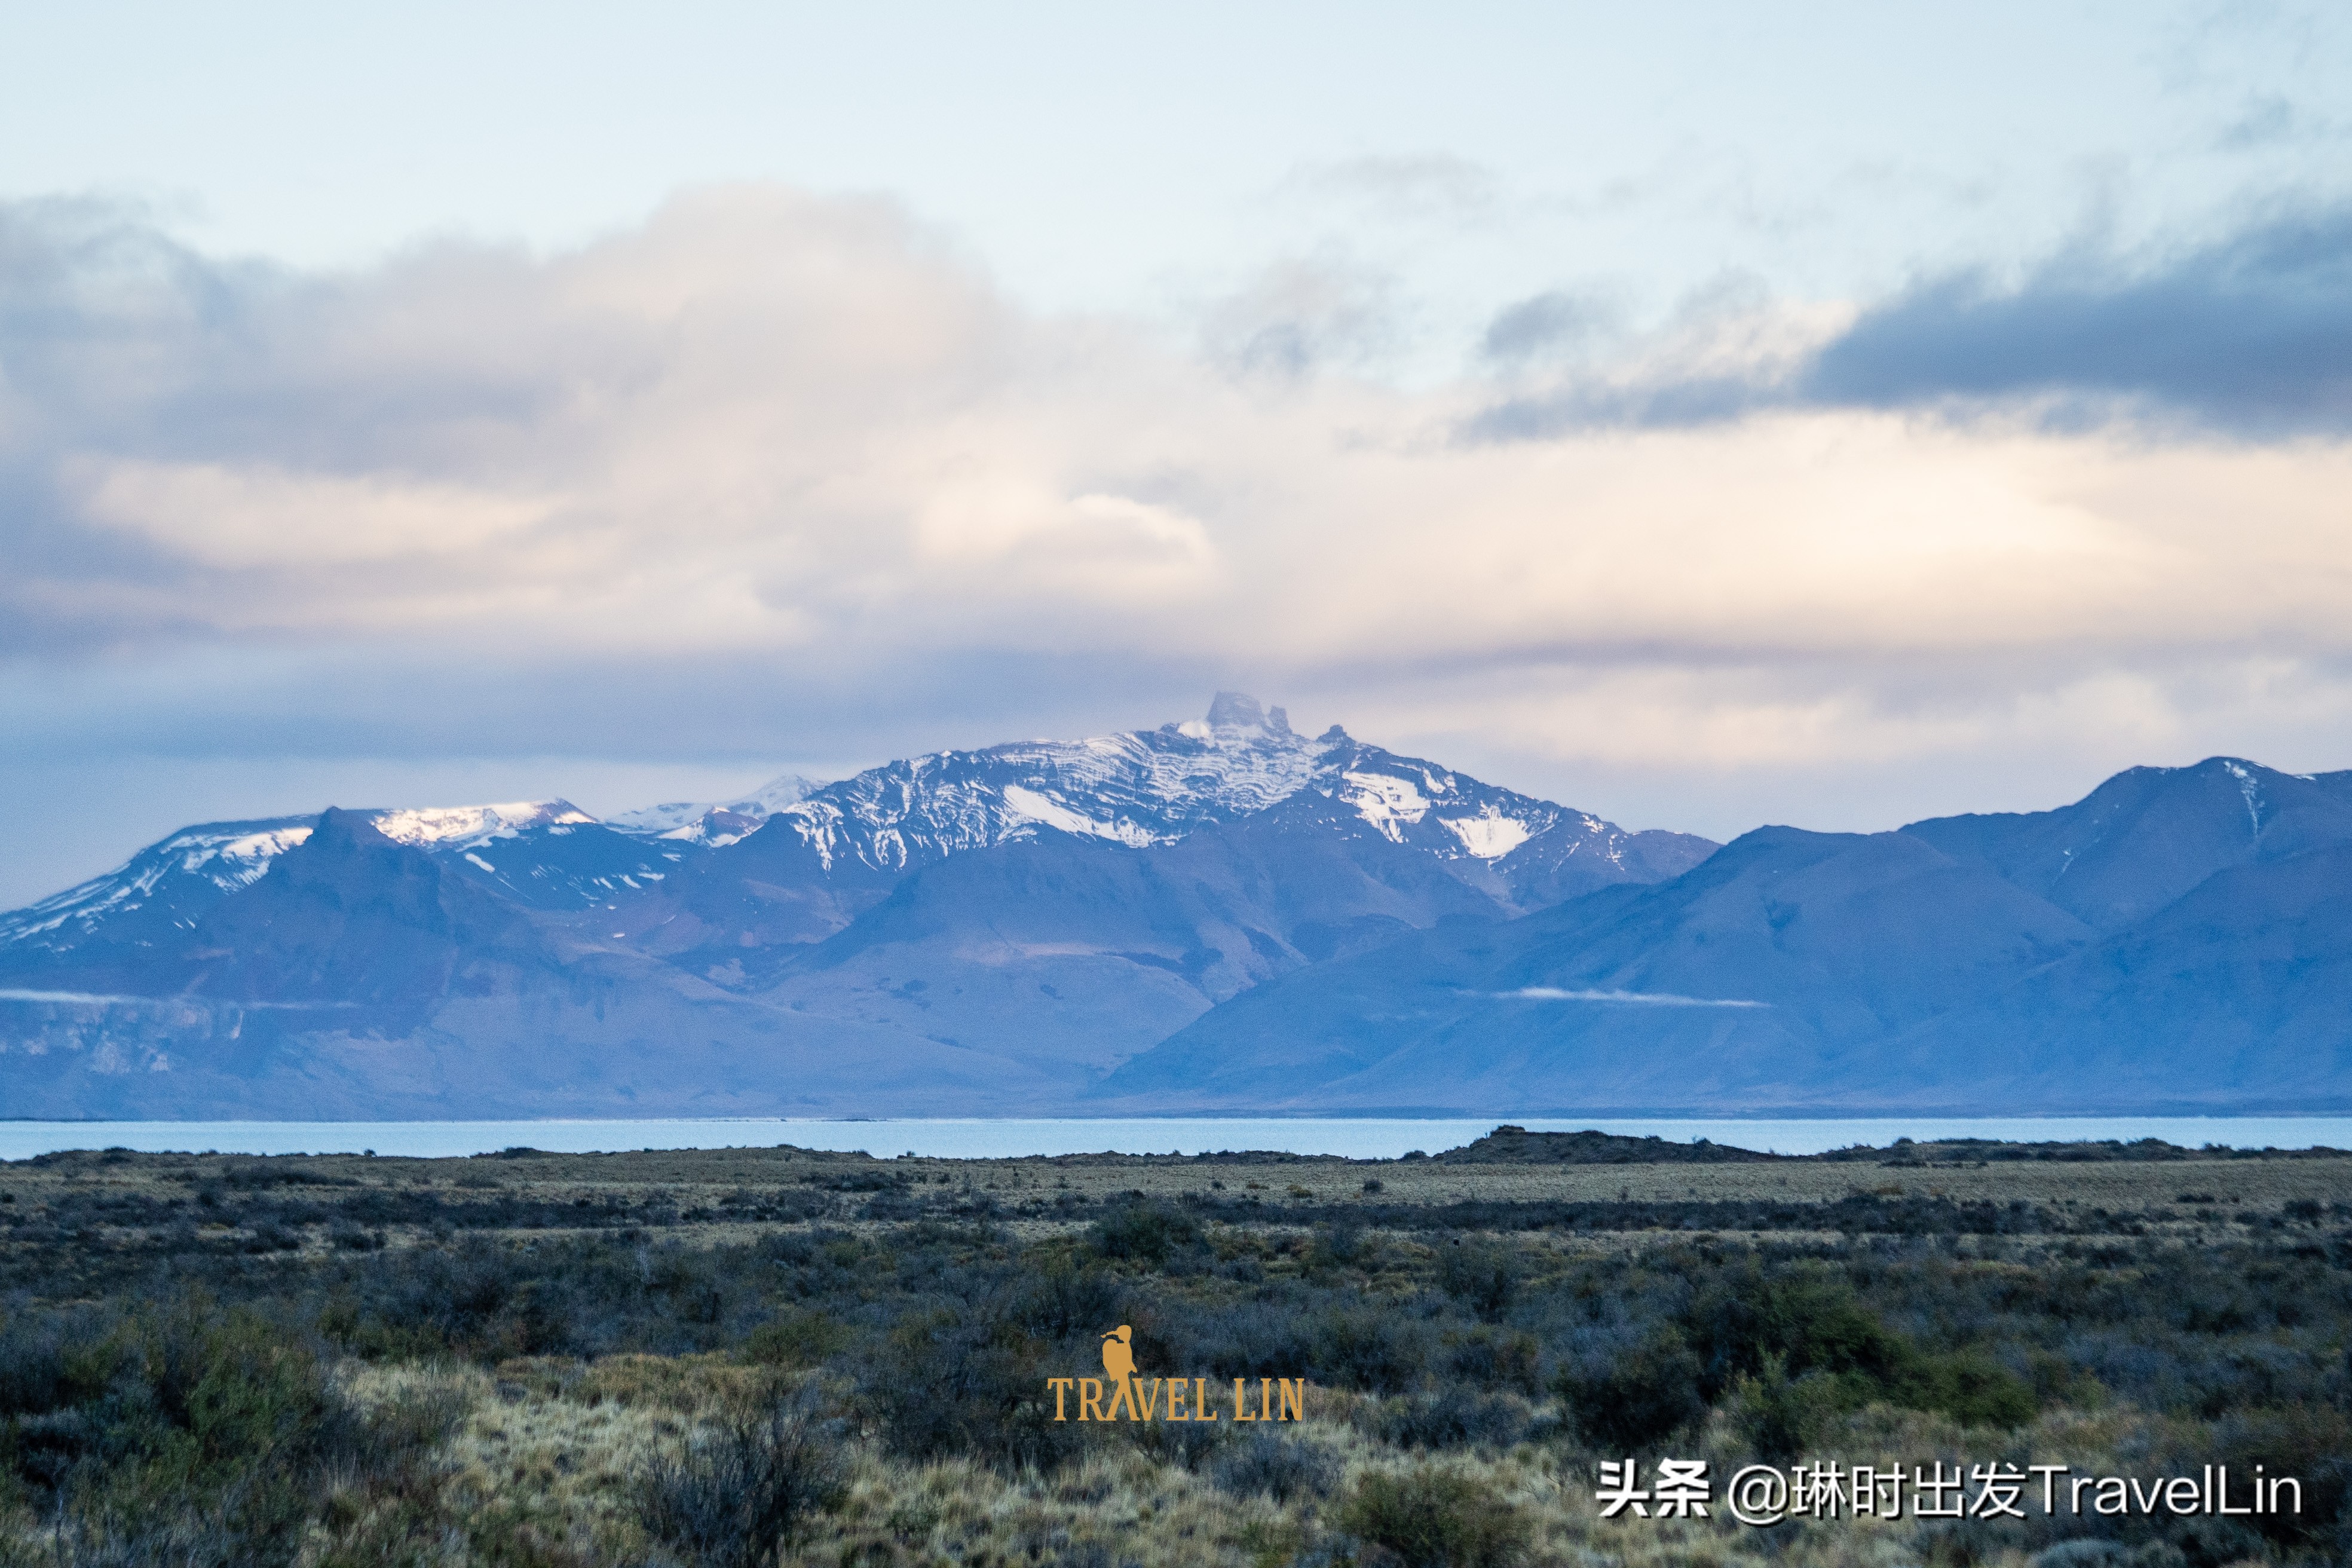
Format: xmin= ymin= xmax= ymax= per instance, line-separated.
xmin=1000 ymin=786 xmax=1160 ymax=847
xmin=608 ymin=771 xmax=825 ymax=838
xmin=1442 ymin=808 xmax=1532 ymax=859
xmin=370 ymin=801 xmax=594 ymax=849
xmin=2221 ymin=760 xmax=2264 ymax=837
xmin=1340 ymin=771 xmax=1430 ymax=842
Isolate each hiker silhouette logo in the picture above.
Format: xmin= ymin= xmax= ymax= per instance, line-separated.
xmin=1045 ymin=1328 xmax=1304 ymax=1423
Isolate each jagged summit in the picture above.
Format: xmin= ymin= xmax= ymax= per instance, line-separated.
xmin=1204 ymin=690 xmax=1291 ymax=734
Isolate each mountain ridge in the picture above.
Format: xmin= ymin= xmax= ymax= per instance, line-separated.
xmin=2 ymin=735 xmax=2342 ymax=1119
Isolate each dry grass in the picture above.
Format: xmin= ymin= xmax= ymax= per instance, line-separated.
xmin=5 ymin=1140 xmax=2341 ymax=1567
xmin=321 ymin=1353 xmax=2161 ymax=1568
xmin=9 ymin=1142 xmax=2343 ymax=1261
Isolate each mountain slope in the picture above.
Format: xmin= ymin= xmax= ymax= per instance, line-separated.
xmin=1879 ymin=839 xmax=2352 ymax=1110
xmin=1101 ymin=756 xmax=2352 ymax=1114
xmin=1901 ymin=757 xmax=2352 ymax=930
xmin=1098 ymin=823 xmax=2096 ymax=1111
xmin=752 ymin=792 xmax=1522 ymax=1071
xmin=0 ymin=801 xmax=699 ymax=989
xmin=0 ymin=811 xmax=1059 ymax=1118
xmin=0 ymin=816 xmax=316 ymax=991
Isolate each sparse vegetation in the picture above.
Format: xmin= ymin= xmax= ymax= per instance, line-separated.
xmin=0 ymin=1136 xmax=2344 ymax=1565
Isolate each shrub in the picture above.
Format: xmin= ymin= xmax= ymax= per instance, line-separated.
xmin=1131 ymin=1411 xmax=1229 ymax=1471
xmin=740 ymin=1309 xmax=850 ymax=1368
xmin=1184 ymin=1301 xmax=1316 ymax=1382
xmin=1725 ymin=1352 xmax=1846 ymax=1462
xmin=1437 ymin=1242 xmax=1517 ymax=1321
xmin=860 ymin=1310 xmax=1083 ymax=1474
xmin=2212 ymin=1403 xmax=2351 ymax=1546
xmin=1684 ymin=1263 xmax=2035 ymax=1432
xmin=0 ymin=1297 xmax=378 ymax=1568
xmin=1312 ymin=1306 xmax=1429 ymax=1394
xmin=642 ymin=1397 xmax=847 ymax=1568
xmin=1339 ymin=1465 xmax=1530 ymax=1568
xmin=1089 ymin=1200 xmax=1201 ymax=1267
xmin=1366 ymin=1389 xmax=1533 ymax=1450
xmin=1213 ymin=1431 xmax=1339 ymax=1502
xmin=1006 ymin=1257 xmax=1128 ymax=1340
xmin=1444 ymin=1328 xmax=1541 ymax=1395
xmin=1554 ymin=1331 xmax=1706 ymax=1453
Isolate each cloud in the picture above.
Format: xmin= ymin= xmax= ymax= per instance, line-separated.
xmin=1200 ymin=260 xmax=1398 ymax=379
xmin=1463 ymin=202 xmax=2352 ymax=440
xmin=1477 ymin=290 xmax=1616 ymax=364
xmin=1280 ymin=154 xmax=1499 ymax=227
xmin=5 ymin=183 xmax=2352 ymax=879
xmin=1799 ymin=205 xmax=2352 ymax=434
xmin=1499 ymin=988 xmax=1768 ymax=1007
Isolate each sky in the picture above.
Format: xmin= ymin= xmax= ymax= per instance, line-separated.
xmin=4 ymin=1 xmax=2351 ymax=906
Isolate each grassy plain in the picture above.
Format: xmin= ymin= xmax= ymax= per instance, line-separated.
xmin=1 ymin=1130 xmax=2347 ymax=1567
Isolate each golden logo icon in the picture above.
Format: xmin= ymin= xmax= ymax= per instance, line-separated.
xmin=1046 ymin=1327 xmax=1305 ymax=1423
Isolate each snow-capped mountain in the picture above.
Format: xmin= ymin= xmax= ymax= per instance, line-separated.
xmin=1 ymin=801 xmax=690 ymax=973
xmin=606 ymin=773 xmax=827 ymax=847
xmin=708 ymin=691 xmax=1708 ymax=907
xmin=0 ymin=816 xmax=316 ymax=964
xmin=418 ymin=809 xmax=705 ymax=912
xmin=763 ymin=693 xmax=1328 ymax=874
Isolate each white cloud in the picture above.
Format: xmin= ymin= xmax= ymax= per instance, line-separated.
xmin=8 ymin=183 xmax=2352 ymax=803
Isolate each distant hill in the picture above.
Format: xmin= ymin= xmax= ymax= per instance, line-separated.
xmin=1098 ymin=757 xmax=2352 ymax=1116
xmin=4 ymin=721 xmax=2344 ymax=1117
xmin=0 ymin=696 xmax=1713 ymax=1117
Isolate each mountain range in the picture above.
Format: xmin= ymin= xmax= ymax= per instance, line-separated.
xmin=1 ymin=696 xmax=2344 ymax=1117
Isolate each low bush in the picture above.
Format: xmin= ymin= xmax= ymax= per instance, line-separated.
xmin=642 ymin=1396 xmax=847 ymax=1568
xmin=1213 ymin=1431 xmax=1339 ymax=1502
xmin=1088 ymin=1200 xmax=1201 ymax=1267
xmin=1436 ymin=1241 xmax=1517 ymax=1321
xmin=1554 ymin=1331 xmax=1707 ymax=1453
xmin=1339 ymin=1464 xmax=1530 ymax=1568
xmin=1444 ymin=1328 xmax=1541 ymax=1395
xmin=740 ymin=1308 xmax=850 ymax=1368
xmin=0 ymin=1294 xmax=399 ymax=1568
xmin=1311 ymin=1306 xmax=1429 ymax=1394
xmin=1365 ymin=1389 xmax=1533 ymax=1451
xmin=859 ymin=1310 xmax=1083 ymax=1474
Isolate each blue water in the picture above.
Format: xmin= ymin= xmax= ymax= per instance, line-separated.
xmin=3 ymin=1116 xmax=2348 ymax=1162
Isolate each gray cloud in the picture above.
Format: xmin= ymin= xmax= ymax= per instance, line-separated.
xmin=1477 ymin=290 xmax=1615 ymax=364
xmin=1470 ymin=201 xmax=2352 ymax=440
xmin=1801 ymin=205 xmax=2352 ymax=435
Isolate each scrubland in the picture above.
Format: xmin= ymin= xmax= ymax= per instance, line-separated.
xmin=0 ymin=1134 xmax=2347 ymax=1567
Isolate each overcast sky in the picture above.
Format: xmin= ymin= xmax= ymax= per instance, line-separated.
xmin=4 ymin=1 xmax=2351 ymax=906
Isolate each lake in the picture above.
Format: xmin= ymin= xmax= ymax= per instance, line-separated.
xmin=4 ymin=1115 xmax=2350 ymax=1161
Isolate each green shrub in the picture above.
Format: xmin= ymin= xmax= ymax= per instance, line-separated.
xmin=1444 ymin=1328 xmax=1541 ymax=1395
xmin=1436 ymin=1241 xmax=1517 ymax=1321
xmin=1725 ymin=1352 xmax=1848 ymax=1462
xmin=1089 ymin=1200 xmax=1201 ymax=1267
xmin=740 ymin=1309 xmax=850 ymax=1368
xmin=1554 ymin=1331 xmax=1706 ymax=1452
xmin=1686 ymin=1263 xmax=2035 ymax=1433
xmin=1339 ymin=1465 xmax=1530 ymax=1568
